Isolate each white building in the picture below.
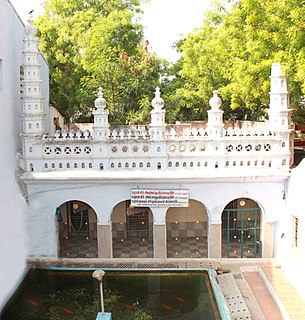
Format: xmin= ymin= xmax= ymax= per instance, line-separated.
xmin=1 ymin=0 xmax=305 ymax=309
xmin=18 ymin=14 xmax=295 ymax=261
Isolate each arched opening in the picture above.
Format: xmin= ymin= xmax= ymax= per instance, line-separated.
xmin=166 ymin=199 xmax=208 ymax=258
xmin=221 ymin=198 xmax=262 ymax=258
xmin=111 ymin=200 xmax=153 ymax=258
xmin=56 ymin=200 xmax=98 ymax=258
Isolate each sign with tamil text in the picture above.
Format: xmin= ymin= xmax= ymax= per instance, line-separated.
xmin=130 ymin=189 xmax=189 ymax=208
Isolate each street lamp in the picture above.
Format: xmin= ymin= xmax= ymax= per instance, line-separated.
xmin=92 ymin=270 xmax=105 ymax=312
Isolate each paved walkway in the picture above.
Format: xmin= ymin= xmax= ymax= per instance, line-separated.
xmin=243 ymin=271 xmax=283 ymax=320
xmin=259 ymin=262 xmax=305 ymax=320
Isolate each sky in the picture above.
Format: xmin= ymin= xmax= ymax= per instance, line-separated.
xmin=9 ymin=0 xmax=213 ymax=62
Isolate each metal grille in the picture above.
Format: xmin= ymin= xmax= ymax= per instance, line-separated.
xmin=222 ymin=207 xmax=261 ymax=258
xmin=126 ymin=210 xmax=150 ymax=238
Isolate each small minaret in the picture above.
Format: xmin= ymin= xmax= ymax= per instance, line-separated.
xmin=21 ymin=13 xmax=45 ymax=136
xmin=268 ymin=62 xmax=292 ymax=132
xmin=92 ymin=87 xmax=109 ymax=141
xmin=206 ymin=90 xmax=224 ymax=138
xmin=150 ymin=87 xmax=166 ymax=140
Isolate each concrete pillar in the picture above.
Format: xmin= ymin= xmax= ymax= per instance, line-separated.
xmin=209 ymin=223 xmax=222 ymax=258
xmin=154 ymin=223 xmax=167 ymax=258
xmin=263 ymin=222 xmax=275 ymax=258
xmin=97 ymin=223 xmax=112 ymax=258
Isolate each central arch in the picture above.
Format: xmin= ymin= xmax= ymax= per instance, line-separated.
xmin=111 ymin=200 xmax=153 ymax=258
xmin=166 ymin=199 xmax=208 ymax=258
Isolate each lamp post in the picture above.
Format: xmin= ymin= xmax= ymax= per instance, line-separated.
xmin=92 ymin=270 xmax=105 ymax=312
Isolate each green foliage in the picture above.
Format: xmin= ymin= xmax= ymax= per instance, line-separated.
xmin=167 ymin=0 xmax=305 ymax=124
xmin=35 ymin=0 xmax=162 ymax=125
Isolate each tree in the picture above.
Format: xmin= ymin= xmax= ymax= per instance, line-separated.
xmin=168 ymin=0 xmax=305 ymax=124
xmin=35 ymin=0 xmax=163 ymax=125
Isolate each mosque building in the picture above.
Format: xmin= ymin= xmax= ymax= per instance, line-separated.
xmin=1 ymin=0 xmax=305 ymax=310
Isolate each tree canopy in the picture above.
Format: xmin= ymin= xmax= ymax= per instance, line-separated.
xmin=35 ymin=0 xmax=164 ymax=125
xmin=165 ymin=0 xmax=305 ymax=124
xmin=36 ymin=0 xmax=305 ymax=126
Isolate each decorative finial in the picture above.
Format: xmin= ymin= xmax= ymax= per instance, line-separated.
xmin=25 ymin=11 xmax=37 ymax=38
xmin=209 ymin=90 xmax=222 ymax=110
xmin=94 ymin=87 xmax=106 ymax=109
xmin=152 ymin=86 xmax=164 ymax=110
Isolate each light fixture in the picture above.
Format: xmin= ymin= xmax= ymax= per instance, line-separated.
xmin=73 ymin=203 xmax=79 ymax=210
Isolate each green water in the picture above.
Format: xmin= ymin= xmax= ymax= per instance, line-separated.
xmin=0 ymin=269 xmax=221 ymax=320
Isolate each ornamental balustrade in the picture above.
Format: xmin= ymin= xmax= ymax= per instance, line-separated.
xmin=20 ymin=14 xmax=292 ymax=174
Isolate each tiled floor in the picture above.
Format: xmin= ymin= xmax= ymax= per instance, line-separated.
xmin=59 ymin=236 xmax=209 ymax=258
xmin=259 ymin=262 xmax=305 ymax=320
xmin=167 ymin=236 xmax=208 ymax=258
xmin=112 ymin=237 xmax=153 ymax=258
xmin=59 ymin=236 xmax=98 ymax=258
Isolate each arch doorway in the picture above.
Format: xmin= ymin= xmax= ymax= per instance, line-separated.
xmin=221 ymin=198 xmax=262 ymax=258
xmin=166 ymin=199 xmax=208 ymax=258
xmin=111 ymin=200 xmax=153 ymax=258
xmin=56 ymin=200 xmax=98 ymax=258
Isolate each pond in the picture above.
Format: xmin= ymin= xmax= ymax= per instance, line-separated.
xmin=0 ymin=269 xmax=222 ymax=320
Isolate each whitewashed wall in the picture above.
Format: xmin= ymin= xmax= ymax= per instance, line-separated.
xmin=0 ymin=0 xmax=49 ymax=310
xmin=24 ymin=173 xmax=287 ymax=258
